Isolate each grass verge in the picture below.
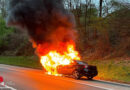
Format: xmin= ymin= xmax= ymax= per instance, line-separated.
xmin=0 ymin=56 xmax=130 ymax=84
xmin=0 ymin=56 xmax=42 ymax=69
xmin=87 ymin=59 xmax=130 ymax=84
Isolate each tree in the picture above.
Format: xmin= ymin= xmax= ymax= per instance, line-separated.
xmin=0 ymin=0 xmax=7 ymax=17
xmin=99 ymin=0 xmax=103 ymax=17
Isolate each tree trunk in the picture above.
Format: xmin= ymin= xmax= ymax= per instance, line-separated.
xmin=88 ymin=0 xmax=92 ymax=24
xmin=85 ymin=0 xmax=88 ymax=30
xmin=99 ymin=0 xmax=103 ymax=17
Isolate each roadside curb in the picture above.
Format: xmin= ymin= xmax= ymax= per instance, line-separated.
xmin=0 ymin=64 xmax=42 ymax=70
xmin=95 ymin=79 xmax=130 ymax=87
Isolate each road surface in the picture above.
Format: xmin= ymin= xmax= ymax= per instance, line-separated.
xmin=0 ymin=64 xmax=130 ymax=90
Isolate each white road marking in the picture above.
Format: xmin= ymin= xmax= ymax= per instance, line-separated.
xmin=65 ymin=79 xmax=113 ymax=90
xmin=3 ymin=85 xmax=16 ymax=90
xmin=96 ymin=79 xmax=130 ymax=87
xmin=0 ymin=83 xmax=16 ymax=90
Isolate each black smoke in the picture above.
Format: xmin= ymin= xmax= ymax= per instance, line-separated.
xmin=6 ymin=0 xmax=76 ymax=45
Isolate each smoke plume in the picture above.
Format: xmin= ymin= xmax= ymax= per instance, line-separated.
xmin=6 ymin=0 xmax=77 ymax=56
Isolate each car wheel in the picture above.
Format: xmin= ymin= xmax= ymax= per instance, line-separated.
xmin=73 ymin=70 xmax=81 ymax=79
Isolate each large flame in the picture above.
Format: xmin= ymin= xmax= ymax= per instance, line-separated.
xmin=40 ymin=42 xmax=80 ymax=76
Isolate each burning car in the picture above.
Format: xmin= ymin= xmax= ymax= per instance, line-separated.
xmin=57 ymin=60 xmax=98 ymax=79
xmin=40 ymin=43 xmax=98 ymax=80
xmin=7 ymin=0 xmax=98 ymax=80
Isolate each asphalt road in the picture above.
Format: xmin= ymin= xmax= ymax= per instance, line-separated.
xmin=0 ymin=64 xmax=130 ymax=90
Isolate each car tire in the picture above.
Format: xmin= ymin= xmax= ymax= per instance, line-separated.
xmin=72 ymin=70 xmax=81 ymax=79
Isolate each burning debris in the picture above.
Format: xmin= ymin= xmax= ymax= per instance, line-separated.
xmin=6 ymin=0 xmax=80 ymax=75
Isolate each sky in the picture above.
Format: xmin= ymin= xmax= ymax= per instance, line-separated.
xmin=81 ymin=0 xmax=130 ymax=7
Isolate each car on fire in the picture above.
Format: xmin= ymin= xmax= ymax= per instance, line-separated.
xmin=57 ymin=60 xmax=98 ymax=79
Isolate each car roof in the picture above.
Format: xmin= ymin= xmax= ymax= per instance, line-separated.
xmin=73 ymin=60 xmax=88 ymax=65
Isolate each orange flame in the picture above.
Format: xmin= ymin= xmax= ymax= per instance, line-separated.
xmin=40 ymin=43 xmax=80 ymax=76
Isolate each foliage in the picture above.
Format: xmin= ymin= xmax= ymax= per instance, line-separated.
xmin=73 ymin=0 xmax=130 ymax=59
xmin=0 ymin=16 xmax=14 ymax=54
xmin=0 ymin=16 xmax=34 ymax=56
xmin=0 ymin=16 xmax=14 ymax=36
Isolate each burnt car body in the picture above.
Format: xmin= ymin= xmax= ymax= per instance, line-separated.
xmin=57 ymin=60 xmax=98 ymax=79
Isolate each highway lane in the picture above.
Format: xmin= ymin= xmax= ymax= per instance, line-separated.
xmin=0 ymin=64 xmax=130 ymax=90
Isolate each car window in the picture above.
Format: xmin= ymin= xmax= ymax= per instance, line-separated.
xmin=77 ymin=61 xmax=87 ymax=65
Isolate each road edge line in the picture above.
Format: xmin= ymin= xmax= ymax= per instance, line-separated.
xmin=95 ymin=79 xmax=130 ymax=87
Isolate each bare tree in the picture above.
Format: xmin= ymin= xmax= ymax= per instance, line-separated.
xmin=85 ymin=0 xmax=88 ymax=30
xmin=85 ymin=0 xmax=92 ymax=28
xmin=99 ymin=0 xmax=103 ymax=17
xmin=0 ymin=0 xmax=7 ymax=17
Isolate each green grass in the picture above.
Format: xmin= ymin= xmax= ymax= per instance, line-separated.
xmin=0 ymin=56 xmax=130 ymax=84
xmin=0 ymin=56 xmax=42 ymax=69
xmin=87 ymin=59 xmax=130 ymax=84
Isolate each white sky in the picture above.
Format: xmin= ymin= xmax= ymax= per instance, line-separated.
xmin=81 ymin=0 xmax=130 ymax=6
